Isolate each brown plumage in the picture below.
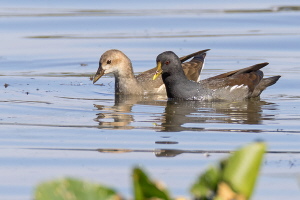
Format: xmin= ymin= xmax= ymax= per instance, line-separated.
xmin=93 ymin=49 xmax=209 ymax=95
xmin=201 ymin=62 xmax=281 ymax=98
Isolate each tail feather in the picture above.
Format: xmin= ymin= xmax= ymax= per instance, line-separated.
xmin=190 ymin=52 xmax=206 ymax=63
xmin=251 ymin=75 xmax=281 ymax=97
xmin=193 ymin=53 xmax=206 ymax=82
xmin=181 ymin=52 xmax=207 ymax=82
xmin=179 ymin=49 xmax=210 ymax=63
xmin=189 ymin=52 xmax=206 ymax=82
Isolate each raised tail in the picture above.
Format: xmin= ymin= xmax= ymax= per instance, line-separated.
xmin=181 ymin=52 xmax=207 ymax=82
xmin=251 ymin=75 xmax=281 ymax=97
xmin=192 ymin=53 xmax=206 ymax=82
xmin=179 ymin=49 xmax=210 ymax=63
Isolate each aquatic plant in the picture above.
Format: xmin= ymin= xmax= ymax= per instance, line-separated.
xmin=35 ymin=142 xmax=266 ymax=200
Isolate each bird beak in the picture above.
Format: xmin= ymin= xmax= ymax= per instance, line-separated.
xmin=93 ymin=63 xmax=105 ymax=84
xmin=152 ymin=61 xmax=163 ymax=80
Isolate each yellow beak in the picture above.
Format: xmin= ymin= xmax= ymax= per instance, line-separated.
xmin=152 ymin=61 xmax=163 ymax=80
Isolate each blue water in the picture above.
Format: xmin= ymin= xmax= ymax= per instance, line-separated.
xmin=1 ymin=1 xmax=300 ymax=199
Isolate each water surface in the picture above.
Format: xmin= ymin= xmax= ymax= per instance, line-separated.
xmin=1 ymin=1 xmax=300 ymax=199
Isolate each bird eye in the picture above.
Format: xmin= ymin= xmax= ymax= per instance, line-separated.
xmin=107 ymin=60 xmax=111 ymax=64
xmin=165 ymin=60 xmax=170 ymax=65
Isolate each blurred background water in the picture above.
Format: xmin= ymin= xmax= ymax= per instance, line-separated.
xmin=1 ymin=0 xmax=300 ymax=199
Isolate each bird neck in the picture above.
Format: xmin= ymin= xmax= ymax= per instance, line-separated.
xmin=162 ymin=69 xmax=189 ymax=87
xmin=115 ymin=59 xmax=136 ymax=79
xmin=115 ymin=76 xmax=139 ymax=94
xmin=114 ymin=61 xmax=141 ymax=94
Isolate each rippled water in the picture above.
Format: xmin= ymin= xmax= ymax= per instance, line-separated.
xmin=1 ymin=1 xmax=300 ymax=199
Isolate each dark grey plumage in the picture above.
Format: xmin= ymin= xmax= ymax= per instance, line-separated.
xmin=153 ymin=51 xmax=281 ymax=101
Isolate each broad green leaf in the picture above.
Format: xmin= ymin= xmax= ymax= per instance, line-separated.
xmin=190 ymin=166 xmax=221 ymax=199
xmin=133 ymin=167 xmax=170 ymax=200
xmin=222 ymin=142 xmax=266 ymax=199
xmin=215 ymin=182 xmax=246 ymax=200
xmin=35 ymin=177 xmax=121 ymax=200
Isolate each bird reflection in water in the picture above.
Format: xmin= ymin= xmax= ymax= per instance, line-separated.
xmin=161 ymin=100 xmax=277 ymax=132
xmin=96 ymin=148 xmax=230 ymax=157
xmin=94 ymin=94 xmax=277 ymax=131
xmin=93 ymin=94 xmax=166 ymax=129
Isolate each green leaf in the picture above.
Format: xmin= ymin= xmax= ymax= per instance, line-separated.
xmin=222 ymin=142 xmax=266 ymax=199
xmin=133 ymin=167 xmax=171 ymax=200
xmin=191 ymin=142 xmax=266 ymax=200
xmin=35 ymin=177 xmax=121 ymax=200
xmin=190 ymin=165 xmax=221 ymax=200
